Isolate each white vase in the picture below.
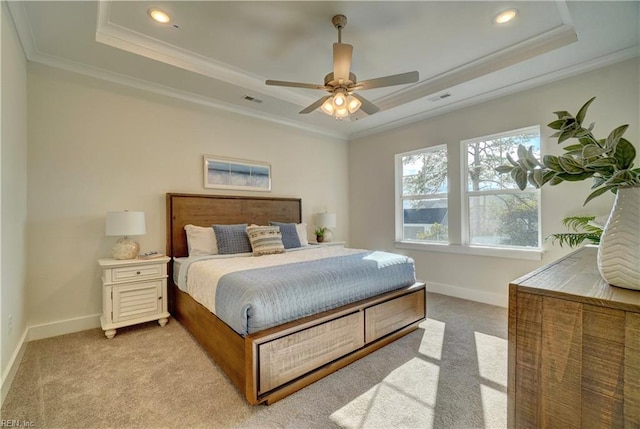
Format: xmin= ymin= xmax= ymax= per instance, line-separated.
xmin=597 ymin=185 xmax=640 ymax=290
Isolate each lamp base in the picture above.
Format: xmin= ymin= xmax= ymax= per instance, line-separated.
xmin=112 ymin=237 xmax=140 ymax=260
xmin=323 ymin=229 xmax=333 ymax=242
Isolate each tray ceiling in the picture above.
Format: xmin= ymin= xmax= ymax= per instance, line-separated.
xmin=7 ymin=1 xmax=640 ymax=140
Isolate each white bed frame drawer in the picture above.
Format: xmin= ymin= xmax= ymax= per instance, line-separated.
xmin=364 ymin=289 xmax=426 ymax=343
xmin=258 ymin=311 xmax=365 ymax=394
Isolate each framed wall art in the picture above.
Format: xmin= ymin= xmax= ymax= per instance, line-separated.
xmin=203 ymin=156 xmax=271 ymax=192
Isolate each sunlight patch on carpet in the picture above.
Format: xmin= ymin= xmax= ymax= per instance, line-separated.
xmin=418 ymin=318 xmax=445 ymax=360
xmin=329 ymin=358 xmax=439 ymax=429
xmin=475 ymin=331 xmax=508 ymax=429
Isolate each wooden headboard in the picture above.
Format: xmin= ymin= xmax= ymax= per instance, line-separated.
xmin=166 ymin=193 xmax=302 ymax=258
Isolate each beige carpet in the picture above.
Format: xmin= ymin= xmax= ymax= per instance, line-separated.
xmin=1 ymin=293 xmax=507 ymax=429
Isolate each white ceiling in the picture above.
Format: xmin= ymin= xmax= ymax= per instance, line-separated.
xmin=7 ymin=1 xmax=640 ymax=140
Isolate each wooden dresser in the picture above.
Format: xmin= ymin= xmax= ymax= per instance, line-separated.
xmin=508 ymin=246 xmax=640 ymax=428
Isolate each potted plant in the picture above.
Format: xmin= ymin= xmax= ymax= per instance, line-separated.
xmin=496 ymin=97 xmax=640 ymax=290
xmin=315 ymin=227 xmax=326 ymax=243
xmin=547 ymin=216 xmax=603 ymax=248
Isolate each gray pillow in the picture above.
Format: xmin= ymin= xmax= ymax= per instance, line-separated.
xmin=269 ymin=221 xmax=302 ymax=249
xmin=212 ymin=224 xmax=252 ymax=254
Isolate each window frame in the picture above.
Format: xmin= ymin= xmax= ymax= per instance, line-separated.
xmin=394 ymin=145 xmax=448 ymax=244
xmin=393 ymin=126 xmax=544 ymax=261
xmin=460 ymin=125 xmax=542 ymax=251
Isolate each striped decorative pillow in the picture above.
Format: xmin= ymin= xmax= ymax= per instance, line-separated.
xmin=246 ymin=225 xmax=285 ymax=256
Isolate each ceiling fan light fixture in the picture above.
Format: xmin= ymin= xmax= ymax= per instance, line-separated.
xmin=332 ymin=90 xmax=347 ymax=108
xmin=494 ymin=9 xmax=518 ymax=24
xmin=321 ymin=99 xmax=335 ymax=115
xmin=149 ymin=8 xmax=171 ymax=24
xmin=334 ymin=107 xmax=349 ymax=119
xmin=346 ymin=95 xmax=361 ymax=113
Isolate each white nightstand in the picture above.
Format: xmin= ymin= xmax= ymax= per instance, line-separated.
xmin=310 ymin=241 xmax=346 ymax=247
xmin=98 ymin=256 xmax=171 ymax=339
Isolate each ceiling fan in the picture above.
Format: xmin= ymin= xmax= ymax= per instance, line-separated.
xmin=265 ymin=15 xmax=419 ymax=119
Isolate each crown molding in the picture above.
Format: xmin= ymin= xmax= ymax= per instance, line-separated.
xmin=8 ymin=2 xmax=346 ymax=140
xmin=350 ymin=46 xmax=639 ymax=140
xmin=95 ymin=1 xmax=316 ymax=108
xmin=32 ymin=51 xmax=349 ymax=141
xmin=375 ymin=23 xmax=578 ymax=112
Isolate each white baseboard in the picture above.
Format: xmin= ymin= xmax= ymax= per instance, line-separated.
xmin=1 ymin=328 xmax=29 ymax=407
xmin=1 ymin=314 xmax=101 ymax=407
xmin=28 ymin=313 xmax=101 ymax=341
xmin=426 ymin=281 xmax=508 ymax=308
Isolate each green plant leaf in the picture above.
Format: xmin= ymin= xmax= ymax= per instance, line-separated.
xmin=506 ymin=152 xmax=519 ymax=167
xmin=547 ymin=119 xmax=565 ymax=130
xmin=542 ymin=171 xmax=557 ymax=185
xmin=511 ymin=168 xmax=528 ymax=190
xmin=585 ymin=158 xmax=617 ymax=168
xmin=612 ymin=137 xmax=636 ymax=169
xmin=557 ymin=130 xmax=574 ymax=144
xmin=584 ymin=185 xmax=614 ymax=205
xmin=542 ymin=155 xmax=564 ymax=173
xmin=564 ymin=144 xmax=585 ymax=152
xmin=546 ymin=232 xmax=601 ymax=248
xmin=526 ymin=146 xmax=543 ymax=168
xmin=605 ymin=124 xmax=629 ymax=150
xmin=575 ymin=97 xmax=596 ymax=125
xmin=558 ymin=156 xmax=585 ymax=174
xmin=549 ymin=176 xmax=564 ymax=185
xmin=581 ymin=144 xmax=606 ymax=159
xmin=557 ymin=172 xmax=594 ymax=181
xmin=528 ymin=169 xmax=545 ymax=188
xmin=495 ymin=165 xmax=514 ymax=174
xmin=553 ymin=110 xmax=572 ymax=120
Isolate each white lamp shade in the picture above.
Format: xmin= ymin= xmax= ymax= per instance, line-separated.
xmin=105 ymin=211 xmax=146 ymax=236
xmin=316 ymin=212 xmax=337 ymax=229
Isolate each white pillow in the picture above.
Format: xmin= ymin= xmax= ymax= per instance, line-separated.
xmin=295 ymin=223 xmax=309 ymax=246
xmin=184 ymin=224 xmax=218 ymax=256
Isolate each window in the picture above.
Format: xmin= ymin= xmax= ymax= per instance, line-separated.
xmin=395 ymin=145 xmax=448 ymax=243
xmin=394 ymin=126 xmax=542 ymax=258
xmin=462 ymin=126 xmax=541 ymax=249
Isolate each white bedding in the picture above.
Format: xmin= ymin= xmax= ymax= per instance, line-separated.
xmin=176 ymin=246 xmax=366 ymax=316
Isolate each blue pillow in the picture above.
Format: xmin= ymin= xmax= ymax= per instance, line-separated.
xmin=212 ymin=224 xmax=252 ymax=254
xmin=269 ymin=221 xmax=302 ymax=249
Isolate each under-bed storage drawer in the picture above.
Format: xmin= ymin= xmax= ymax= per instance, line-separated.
xmin=258 ymin=311 xmax=365 ymax=394
xmin=365 ymin=289 xmax=426 ymax=343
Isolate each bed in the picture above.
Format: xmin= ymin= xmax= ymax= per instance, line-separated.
xmin=166 ymin=193 xmax=426 ymax=405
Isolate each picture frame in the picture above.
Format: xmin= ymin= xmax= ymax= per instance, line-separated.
xmin=203 ymin=155 xmax=271 ymax=192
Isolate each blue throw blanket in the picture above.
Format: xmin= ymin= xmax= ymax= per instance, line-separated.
xmin=215 ymin=251 xmax=416 ymax=335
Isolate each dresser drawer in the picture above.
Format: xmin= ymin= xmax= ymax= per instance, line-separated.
xmin=108 ymin=263 xmax=164 ymax=283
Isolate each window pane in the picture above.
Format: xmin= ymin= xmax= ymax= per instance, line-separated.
xmin=468 ymin=193 xmax=539 ymax=247
xmin=402 ymin=147 xmax=447 ymax=196
xmin=466 ymin=128 xmax=540 ymax=192
xmin=403 ymin=198 xmax=448 ymax=242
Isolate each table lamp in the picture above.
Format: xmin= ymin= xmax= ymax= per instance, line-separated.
xmin=316 ymin=212 xmax=337 ymax=242
xmin=105 ymin=211 xmax=146 ymax=259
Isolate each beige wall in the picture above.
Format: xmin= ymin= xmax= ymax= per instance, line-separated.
xmin=26 ymin=64 xmax=348 ymax=330
xmin=349 ymin=58 xmax=640 ymax=305
xmin=1 ymin=4 xmax=29 ymax=401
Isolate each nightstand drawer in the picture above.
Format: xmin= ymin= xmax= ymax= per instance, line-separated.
xmin=110 ymin=264 xmax=163 ymax=283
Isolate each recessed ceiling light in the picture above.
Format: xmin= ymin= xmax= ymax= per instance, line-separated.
xmin=494 ymin=9 xmax=518 ymax=24
xmin=148 ymin=8 xmax=171 ymax=24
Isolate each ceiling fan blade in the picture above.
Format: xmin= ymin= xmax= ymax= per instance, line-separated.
xmin=333 ymin=43 xmax=353 ymax=82
xmin=351 ymin=93 xmax=380 ymax=115
xmin=299 ymin=95 xmax=331 ymax=114
xmin=266 ymin=80 xmax=328 ymax=90
xmin=356 ymin=71 xmax=419 ymax=90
